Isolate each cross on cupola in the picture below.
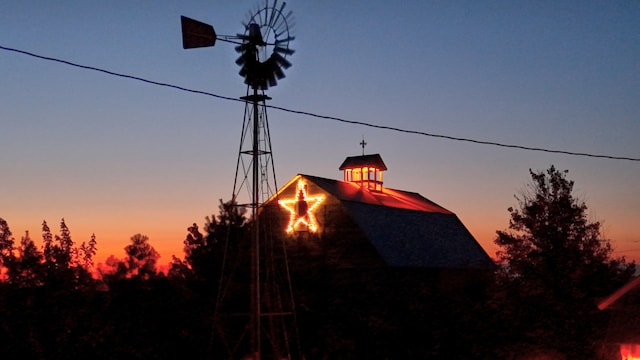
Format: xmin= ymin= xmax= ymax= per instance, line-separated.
xmin=360 ymin=137 xmax=367 ymax=156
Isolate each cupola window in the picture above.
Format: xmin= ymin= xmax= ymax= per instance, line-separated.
xmin=339 ymin=154 xmax=387 ymax=192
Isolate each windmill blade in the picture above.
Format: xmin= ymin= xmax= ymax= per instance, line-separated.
xmin=181 ymin=16 xmax=216 ymax=49
xmin=235 ymin=47 xmax=252 ymax=65
xmin=274 ymin=46 xmax=294 ymax=56
xmin=267 ymin=0 xmax=279 ymax=29
xmin=238 ymin=66 xmax=248 ymax=78
xmin=263 ymin=55 xmax=286 ymax=82
xmin=267 ymin=68 xmax=277 ymax=88
xmin=272 ymin=53 xmax=291 ymax=69
xmin=235 ymin=44 xmax=248 ymax=54
xmin=275 ymin=36 xmax=295 ymax=45
xmin=262 ymin=0 xmax=270 ymax=28
xmin=273 ymin=64 xmax=285 ymax=80
xmin=284 ymin=11 xmax=295 ymax=32
xmin=235 ymin=55 xmax=246 ymax=66
xmin=285 ymin=9 xmax=294 ymax=22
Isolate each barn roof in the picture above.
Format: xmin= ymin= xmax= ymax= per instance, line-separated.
xmin=303 ymin=174 xmax=452 ymax=214
xmin=280 ymin=174 xmax=494 ymax=269
xmin=345 ymin=202 xmax=494 ymax=268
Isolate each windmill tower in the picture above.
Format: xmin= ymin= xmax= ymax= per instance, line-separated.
xmin=181 ymin=2 xmax=298 ymax=359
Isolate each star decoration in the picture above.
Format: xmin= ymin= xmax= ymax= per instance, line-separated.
xmin=278 ymin=180 xmax=325 ymax=233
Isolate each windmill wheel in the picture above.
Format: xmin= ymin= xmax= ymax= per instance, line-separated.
xmin=235 ymin=0 xmax=295 ymax=90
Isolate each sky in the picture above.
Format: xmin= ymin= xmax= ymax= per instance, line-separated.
xmin=1 ymin=0 xmax=639 ymax=267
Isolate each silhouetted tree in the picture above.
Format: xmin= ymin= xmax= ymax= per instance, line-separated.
xmin=183 ymin=222 xmax=204 ymax=261
xmin=0 ymin=221 xmax=100 ymax=358
xmin=169 ymin=199 xmax=247 ymax=285
xmin=42 ymin=220 xmax=54 ymax=262
xmin=9 ymin=231 xmax=44 ymax=287
xmin=0 ymin=218 xmax=97 ymax=288
xmin=167 ymin=255 xmax=190 ymax=280
xmin=54 ymin=218 xmax=75 ymax=267
xmin=100 ymin=254 xmax=129 ymax=281
xmin=124 ymin=233 xmax=160 ymax=280
xmin=494 ymin=165 xmax=635 ymax=355
xmin=219 ymin=199 xmax=246 ymax=226
xmin=100 ymin=234 xmax=159 ymax=283
xmin=29 ymin=218 xmax=94 ymax=288
xmin=79 ymin=233 xmax=98 ymax=269
xmin=0 ymin=218 xmax=15 ymax=275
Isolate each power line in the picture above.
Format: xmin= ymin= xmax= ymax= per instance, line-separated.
xmin=269 ymin=105 xmax=640 ymax=161
xmin=0 ymin=45 xmax=241 ymax=104
xmin=2 ymin=44 xmax=639 ymax=163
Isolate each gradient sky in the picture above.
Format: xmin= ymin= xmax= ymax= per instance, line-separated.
xmin=1 ymin=1 xmax=639 ymax=267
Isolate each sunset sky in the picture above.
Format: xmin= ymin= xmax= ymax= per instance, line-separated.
xmin=1 ymin=1 xmax=639 ymax=267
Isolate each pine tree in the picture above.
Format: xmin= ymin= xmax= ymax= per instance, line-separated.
xmin=42 ymin=220 xmax=54 ymax=263
xmin=79 ymin=233 xmax=98 ymax=269
xmin=88 ymin=233 xmax=97 ymax=256
xmin=124 ymin=233 xmax=160 ymax=279
xmin=12 ymin=231 xmax=44 ymax=287
xmin=55 ymin=218 xmax=75 ymax=267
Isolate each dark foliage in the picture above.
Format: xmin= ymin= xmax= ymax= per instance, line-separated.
xmin=1 ymin=170 xmax=633 ymax=359
xmin=492 ymin=166 xmax=635 ymax=357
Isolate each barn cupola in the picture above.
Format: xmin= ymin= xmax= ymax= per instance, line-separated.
xmin=339 ymin=153 xmax=387 ymax=192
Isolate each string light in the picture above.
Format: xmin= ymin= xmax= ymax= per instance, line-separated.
xmin=278 ymin=180 xmax=325 ymax=234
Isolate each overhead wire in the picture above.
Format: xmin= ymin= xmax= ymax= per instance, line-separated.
xmin=2 ymin=44 xmax=639 ymax=163
xmin=268 ymin=104 xmax=640 ymax=162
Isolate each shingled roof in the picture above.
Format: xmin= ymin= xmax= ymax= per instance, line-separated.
xmin=339 ymin=154 xmax=388 ymax=171
xmin=274 ymin=174 xmax=494 ymax=269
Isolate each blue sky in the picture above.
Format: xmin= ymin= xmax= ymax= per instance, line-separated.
xmin=1 ymin=0 xmax=639 ymax=263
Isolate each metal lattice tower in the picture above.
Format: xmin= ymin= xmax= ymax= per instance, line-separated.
xmin=181 ymin=2 xmax=298 ymax=358
xmin=233 ymin=92 xmax=276 ymax=210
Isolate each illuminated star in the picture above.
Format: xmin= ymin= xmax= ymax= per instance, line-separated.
xmin=278 ymin=180 xmax=325 ymax=233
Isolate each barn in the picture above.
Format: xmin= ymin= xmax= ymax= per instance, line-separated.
xmin=262 ymin=153 xmax=493 ymax=270
xmin=256 ymin=153 xmax=495 ymax=357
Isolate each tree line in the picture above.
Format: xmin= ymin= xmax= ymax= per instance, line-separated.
xmin=0 ymin=165 xmax=636 ymax=358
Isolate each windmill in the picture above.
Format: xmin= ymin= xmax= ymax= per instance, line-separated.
xmin=181 ymin=2 xmax=297 ymax=359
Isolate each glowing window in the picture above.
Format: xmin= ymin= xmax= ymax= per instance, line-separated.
xmin=345 ymin=169 xmax=352 ymax=181
xmin=352 ymin=168 xmax=361 ymax=181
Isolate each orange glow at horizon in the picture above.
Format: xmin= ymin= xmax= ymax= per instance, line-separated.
xmin=7 ymin=199 xmax=639 ymax=272
xmin=278 ymin=180 xmax=325 ymax=234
